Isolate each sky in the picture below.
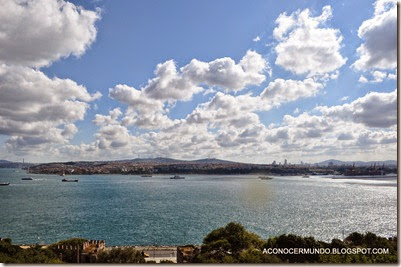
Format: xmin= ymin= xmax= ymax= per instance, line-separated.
xmin=0 ymin=0 xmax=397 ymax=164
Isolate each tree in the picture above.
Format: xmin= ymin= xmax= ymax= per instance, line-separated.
xmin=0 ymin=238 xmax=61 ymax=263
xmin=96 ymin=247 xmax=145 ymax=263
xmin=196 ymin=222 xmax=265 ymax=263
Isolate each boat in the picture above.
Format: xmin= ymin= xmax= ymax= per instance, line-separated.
xmin=21 ymin=177 xmax=33 ymax=180
xmin=259 ymin=176 xmax=273 ymax=180
xmin=62 ymin=178 xmax=78 ymax=182
xmin=141 ymin=174 xmax=152 ymax=177
xmin=170 ymin=175 xmax=185 ymax=179
xmin=302 ymin=175 xmax=310 ymax=178
xmin=0 ymin=182 xmax=10 ymax=186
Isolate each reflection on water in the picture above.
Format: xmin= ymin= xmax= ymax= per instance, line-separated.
xmin=240 ymin=178 xmax=274 ymax=208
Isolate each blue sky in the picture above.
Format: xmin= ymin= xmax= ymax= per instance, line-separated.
xmin=0 ymin=0 xmax=397 ymax=163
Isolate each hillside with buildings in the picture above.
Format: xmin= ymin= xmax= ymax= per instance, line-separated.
xmin=26 ymin=158 xmax=397 ymax=176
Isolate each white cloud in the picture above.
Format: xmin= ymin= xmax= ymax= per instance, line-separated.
xmin=264 ymin=109 xmax=396 ymax=162
xmin=64 ymin=87 xmax=396 ymax=163
xmin=0 ymin=65 xmax=100 ymax=144
xmin=317 ymin=89 xmax=397 ymax=128
xmin=108 ymin=51 xmax=269 ymax=129
xmin=0 ymin=0 xmax=101 ymax=155
xmin=109 ymin=84 xmax=175 ymax=129
xmin=93 ymin=108 xmax=123 ymax=126
xmin=358 ymin=70 xmax=396 ymax=83
xmin=186 ymin=92 xmax=262 ymax=128
xmin=274 ymin=5 xmax=347 ymax=76
xmin=388 ymin=73 xmax=396 ymax=80
xmin=352 ymin=0 xmax=397 ymax=70
xmin=371 ymin=70 xmax=387 ymax=82
xmin=0 ymin=0 xmax=100 ymax=68
xmin=181 ymin=50 xmax=269 ymax=93
xmin=253 ymin=36 xmax=261 ymax=42
xmin=143 ymin=60 xmax=204 ymax=102
xmin=358 ymin=75 xmax=369 ymax=83
xmin=260 ymin=78 xmax=323 ymax=106
xmin=340 ymin=96 xmax=349 ymax=101
xmin=127 ymin=50 xmax=268 ymax=104
xmin=109 ymin=84 xmax=164 ymax=113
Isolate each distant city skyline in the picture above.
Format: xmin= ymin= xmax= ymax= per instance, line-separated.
xmin=0 ymin=0 xmax=397 ymax=164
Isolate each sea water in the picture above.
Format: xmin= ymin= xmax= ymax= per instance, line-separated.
xmin=0 ymin=168 xmax=396 ymax=246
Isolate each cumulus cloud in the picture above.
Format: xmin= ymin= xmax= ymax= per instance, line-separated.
xmin=352 ymin=0 xmax=397 ymax=70
xmin=187 ymin=76 xmax=324 ymax=129
xmin=92 ymin=108 xmax=147 ymax=151
xmin=186 ymin=92 xmax=262 ymax=128
xmin=282 ymin=113 xmax=333 ymax=139
xmin=2 ymin=1 xmax=395 ymax=163
xmin=0 ymin=0 xmax=101 ymax=155
xmin=181 ymin=50 xmax=268 ymax=93
xmin=260 ymin=78 xmax=323 ymax=106
xmin=317 ymin=89 xmax=396 ymax=128
xmin=0 ymin=65 xmax=100 ymax=145
xmin=0 ymin=0 xmax=100 ymax=68
xmin=143 ymin=60 xmax=204 ymax=102
xmin=258 ymin=88 xmax=397 ymax=161
xmin=140 ymin=50 xmax=268 ymax=102
xmin=264 ymin=109 xmax=396 ymax=162
xmin=108 ymin=84 xmax=176 ymax=129
xmin=358 ymin=70 xmax=396 ymax=83
xmin=66 ymin=86 xmax=396 ymax=163
xmin=273 ymin=5 xmax=347 ymax=76
xmin=107 ymin=51 xmax=269 ymax=129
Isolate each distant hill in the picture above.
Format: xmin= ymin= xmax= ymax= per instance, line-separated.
xmin=316 ymin=159 xmax=397 ymax=167
xmin=0 ymin=160 xmax=35 ymax=168
xmin=114 ymin=157 xmax=187 ymax=164
xmin=114 ymin=157 xmax=239 ymax=165
xmin=189 ymin=158 xmax=238 ymax=164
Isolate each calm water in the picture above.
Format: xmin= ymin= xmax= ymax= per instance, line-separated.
xmin=0 ymin=168 xmax=397 ymax=246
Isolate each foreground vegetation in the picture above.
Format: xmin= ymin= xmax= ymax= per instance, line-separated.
xmin=0 ymin=238 xmax=145 ymax=264
xmin=0 ymin=223 xmax=397 ymax=263
xmin=0 ymin=238 xmax=61 ymax=263
xmin=192 ymin=223 xmax=397 ymax=263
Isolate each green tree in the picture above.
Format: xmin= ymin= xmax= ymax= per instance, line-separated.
xmin=0 ymin=238 xmax=61 ymax=263
xmin=96 ymin=247 xmax=145 ymax=263
xmin=196 ymin=222 xmax=264 ymax=263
